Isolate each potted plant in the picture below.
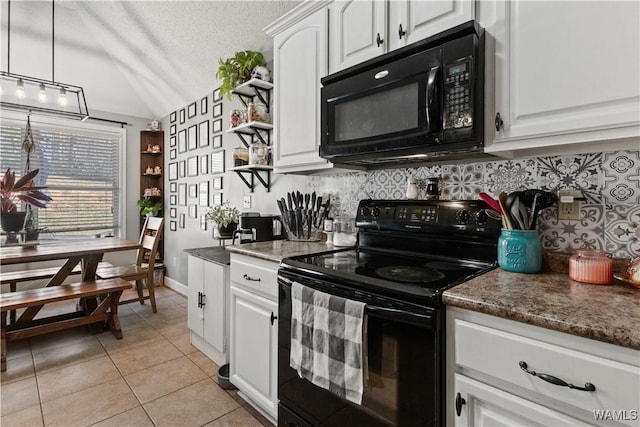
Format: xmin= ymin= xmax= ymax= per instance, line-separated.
xmin=0 ymin=168 xmax=51 ymax=233
xmin=136 ymin=197 xmax=163 ymax=217
xmin=216 ymin=50 xmax=267 ymax=99
xmin=205 ymin=201 xmax=240 ymax=237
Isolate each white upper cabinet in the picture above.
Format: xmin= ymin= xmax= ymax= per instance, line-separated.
xmin=331 ymin=0 xmax=475 ymax=72
xmin=484 ymin=0 xmax=640 ymax=155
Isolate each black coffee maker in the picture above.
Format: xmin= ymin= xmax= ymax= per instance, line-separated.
xmin=232 ymin=214 xmax=283 ymax=244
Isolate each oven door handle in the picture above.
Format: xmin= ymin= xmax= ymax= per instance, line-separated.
xmin=278 ymin=274 xmax=437 ymax=329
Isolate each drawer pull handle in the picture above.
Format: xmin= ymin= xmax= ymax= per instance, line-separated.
xmin=519 ymin=361 xmax=596 ymax=392
xmin=270 ymin=312 xmax=278 ymax=325
xmin=243 ymin=274 xmax=261 ymax=282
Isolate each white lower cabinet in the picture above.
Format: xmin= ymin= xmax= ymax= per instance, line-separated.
xmin=187 ymin=255 xmax=228 ymax=366
xmin=447 ymin=307 xmax=640 ymax=427
xmin=229 ymin=253 xmax=279 ymax=423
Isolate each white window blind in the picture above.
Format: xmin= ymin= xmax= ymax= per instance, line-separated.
xmin=0 ymin=122 xmax=121 ymax=236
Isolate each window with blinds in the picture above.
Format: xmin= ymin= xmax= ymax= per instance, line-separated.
xmin=0 ymin=122 xmax=121 ymax=237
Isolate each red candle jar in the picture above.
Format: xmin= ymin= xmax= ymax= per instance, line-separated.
xmin=569 ymin=250 xmax=613 ymax=285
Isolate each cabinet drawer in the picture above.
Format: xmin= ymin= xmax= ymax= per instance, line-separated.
xmin=454 ymin=318 xmax=640 ymax=417
xmin=230 ymin=253 xmax=278 ymax=299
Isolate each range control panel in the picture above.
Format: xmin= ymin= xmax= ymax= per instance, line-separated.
xmin=356 ymin=199 xmax=501 ymax=236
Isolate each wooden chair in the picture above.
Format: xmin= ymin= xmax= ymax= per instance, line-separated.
xmin=96 ymin=217 xmax=164 ymax=313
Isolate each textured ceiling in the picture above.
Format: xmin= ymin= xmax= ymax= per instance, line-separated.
xmin=1 ymin=1 xmax=301 ymax=119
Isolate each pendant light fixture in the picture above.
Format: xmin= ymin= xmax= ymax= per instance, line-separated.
xmin=0 ymin=0 xmax=89 ymax=120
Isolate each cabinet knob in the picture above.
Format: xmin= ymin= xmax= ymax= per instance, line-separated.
xmin=495 ymin=112 xmax=504 ymax=131
xmin=398 ymin=24 xmax=406 ymax=39
xmin=376 ymin=32 xmax=384 ymax=47
xmin=455 ymin=392 xmax=466 ymax=416
xmin=270 ymin=312 xmax=278 ymax=325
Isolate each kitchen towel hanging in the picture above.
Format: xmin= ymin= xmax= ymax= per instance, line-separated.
xmin=290 ymin=282 xmax=366 ymax=405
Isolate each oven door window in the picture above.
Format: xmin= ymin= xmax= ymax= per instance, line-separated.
xmin=279 ymin=283 xmax=439 ymax=427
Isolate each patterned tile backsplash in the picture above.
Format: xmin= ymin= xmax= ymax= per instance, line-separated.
xmin=307 ymin=150 xmax=640 ymax=259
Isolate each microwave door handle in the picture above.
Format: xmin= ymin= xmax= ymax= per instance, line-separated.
xmin=426 ymin=66 xmax=440 ymax=133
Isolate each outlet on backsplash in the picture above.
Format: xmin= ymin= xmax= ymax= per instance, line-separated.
xmin=557 ymin=190 xmax=584 ymax=220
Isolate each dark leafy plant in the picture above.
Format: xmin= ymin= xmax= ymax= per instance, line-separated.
xmin=216 ymin=50 xmax=266 ymax=99
xmin=137 ymin=198 xmax=163 ymax=217
xmin=0 ymin=168 xmax=51 ymax=213
xmin=205 ymin=201 xmax=239 ymax=227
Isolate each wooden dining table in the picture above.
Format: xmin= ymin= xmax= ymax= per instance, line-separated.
xmin=0 ymin=237 xmax=141 ymax=325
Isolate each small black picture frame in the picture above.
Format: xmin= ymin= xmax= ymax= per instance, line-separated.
xmin=213 ymin=176 xmax=223 ymax=190
xmin=199 ymin=181 xmax=209 ymax=207
xmin=168 ymin=162 xmax=178 ymax=181
xmin=178 ymin=183 xmax=187 ymax=206
xmin=201 ymin=97 xmax=208 ymax=115
xmin=187 ymin=156 xmax=198 ymax=177
xmin=188 ymin=124 xmax=198 ymax=151
xmin=170 ymin=221 xmax=177 ymax=231
xmin=212 ymin=119 xmax=222 ymax=133
xmin=178 ymin=129 xmax=187 ymax=153
xmin=188 ymin=102 xmax=197 ymax=118
xmin=212 ymin=134 xmax=222 ymax=148
xmin=189 ymin=204 xmax=197 ymax=218
xmin=169 ymin=207 xmax=177 ymax=218
xmin=213 ymin=103 xmax=223 ymax=118
xmin=169 ymin=195 xmax=177 ymax=206
xmin=200 ymin=154 xmax=209 ymax=174
xmin=189 ymin=183 xmax=198 ymax=198
xmin=170 ymin=111 xmax=177 ymax=123
xmin=170 ymin=182 xmax=177 ymax=193
xmin=179 ymin=214 xmax=185 ymax=228
xmin=170 ymin=124 xmax=176 ymax=135
xmin=200 ymin=215 xmax=208 ymax=231
xmin=213 ymin=87 xmax=222 ymax=102
xmin=170 ymin=135 xmax=176 ymax=147
xmin=179 ymin=160 xmax=186 ymax=178
xmin=210 ymin=150 xmax=225 ymax=174
xmin=199 ymin=120 xmax=209 ymax=148
xmin=180 ymin=109 xmax=186 ymax=124
xmin=170 ymin=148 xmax=177 ymax=160
xmin=213 ymin=193 xmax=223 ymax=206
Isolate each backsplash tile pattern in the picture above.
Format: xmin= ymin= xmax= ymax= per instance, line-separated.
xmin=308 ymin=150 xmax=639 ymax=259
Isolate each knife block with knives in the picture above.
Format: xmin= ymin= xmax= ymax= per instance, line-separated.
xmin=277 ymin=191 xmax=329 ymax=241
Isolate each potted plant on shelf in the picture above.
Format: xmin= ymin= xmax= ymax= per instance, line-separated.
xmin=216 ymin=50 xmax=267 ymax=99
xmin=137 ymin=198 xmax=163 ymax=217
xmin=205 ymin=201 xmax=239 ymax=237
xmin=0 ymin=168 xmax=51 ymax=233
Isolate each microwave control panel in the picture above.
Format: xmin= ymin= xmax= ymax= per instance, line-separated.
xmin=444 ymin=59 xmax=473 ymax=130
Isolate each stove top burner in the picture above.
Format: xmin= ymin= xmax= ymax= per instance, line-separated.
xmin=375 ymin=265 xmax=445 ymax=283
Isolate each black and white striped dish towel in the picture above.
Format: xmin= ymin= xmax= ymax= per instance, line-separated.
xmin=290 ymin=282 xmax=366 ymax=405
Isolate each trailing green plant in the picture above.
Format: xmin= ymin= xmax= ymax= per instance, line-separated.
xmin=216 ymin=50 xmax=267 ymax=99
xmin=0 ymin=168 xmax=51 ymax=214
xmin=136 ymin=198 xmax=163 ymax=217
xmin=205 ymin=201 xmax=240 ymax=228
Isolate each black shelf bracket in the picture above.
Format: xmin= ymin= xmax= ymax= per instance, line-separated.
xmin=233 ymin=169 xmax=271 ymax=193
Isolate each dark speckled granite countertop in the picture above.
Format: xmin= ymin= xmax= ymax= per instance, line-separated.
xmin=225 ymin=240 xmax=344 ymax=263
xmin=184 ymin=246 xmax=230 ymax=265
xmin=443 ymin=268 xmax=640 ymax=350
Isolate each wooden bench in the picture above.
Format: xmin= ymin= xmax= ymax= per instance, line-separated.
xmin=0 ymin=262 xmax=113 ymax=323
xmin=0 ymin=278 xmax=130 ymax=372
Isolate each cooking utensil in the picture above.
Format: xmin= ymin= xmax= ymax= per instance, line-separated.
xmin=479 ymin=192 xmax=502 ymax=213
xmin=519 ymin=189 xmax=557 ymax=229
xmin=498 ymin=192 xmax=514 ymax=229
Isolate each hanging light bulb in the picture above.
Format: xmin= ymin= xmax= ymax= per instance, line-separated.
xmin=38 ymin=83 xmax=48 ymax=102
xmin=58 ymin=87 xmax=67 ymax=106
xmin=16 ymin=78 xmax=25 ymax=99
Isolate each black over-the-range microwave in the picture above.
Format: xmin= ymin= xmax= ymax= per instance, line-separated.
xmin=320 ymin=20 xmax=487 ymax=167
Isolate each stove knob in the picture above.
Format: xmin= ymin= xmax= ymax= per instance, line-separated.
xmin=456 ymin=209 xmax=470 ymax=224
xmin=474 ymin=209 xmax=488 ymax=225
xmin=360 ymin=207 xmax=370 ymax=217
xmin=371 ymin=207 xmax=380 ymax=218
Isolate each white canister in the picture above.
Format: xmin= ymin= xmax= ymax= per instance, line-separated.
xmin=332 ymin=217 xmax=356 ymax=247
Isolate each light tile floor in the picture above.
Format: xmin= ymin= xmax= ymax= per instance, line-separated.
xmin=1 ymin=286 xmax=271 ymax=427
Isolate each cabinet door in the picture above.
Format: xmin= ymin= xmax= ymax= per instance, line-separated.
xmin=202 ymin=261 xmax=225 ymax=353
xmin=229 ymin=285 xmax=278 ymax=418
xmin=273 ymin=7 xmax=331 ymax=173
xmin=389 ymin=0 xmax=475 ymax=51
xmin=187 ymin=255 xmax=204 ymax=337
xmin=330 ymin=0 xmax=387 ymax=72
xmin=487 ymin=1 xmax=640 ymax=151
xmin=454 ymin=375 xmax=594 ymax=427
